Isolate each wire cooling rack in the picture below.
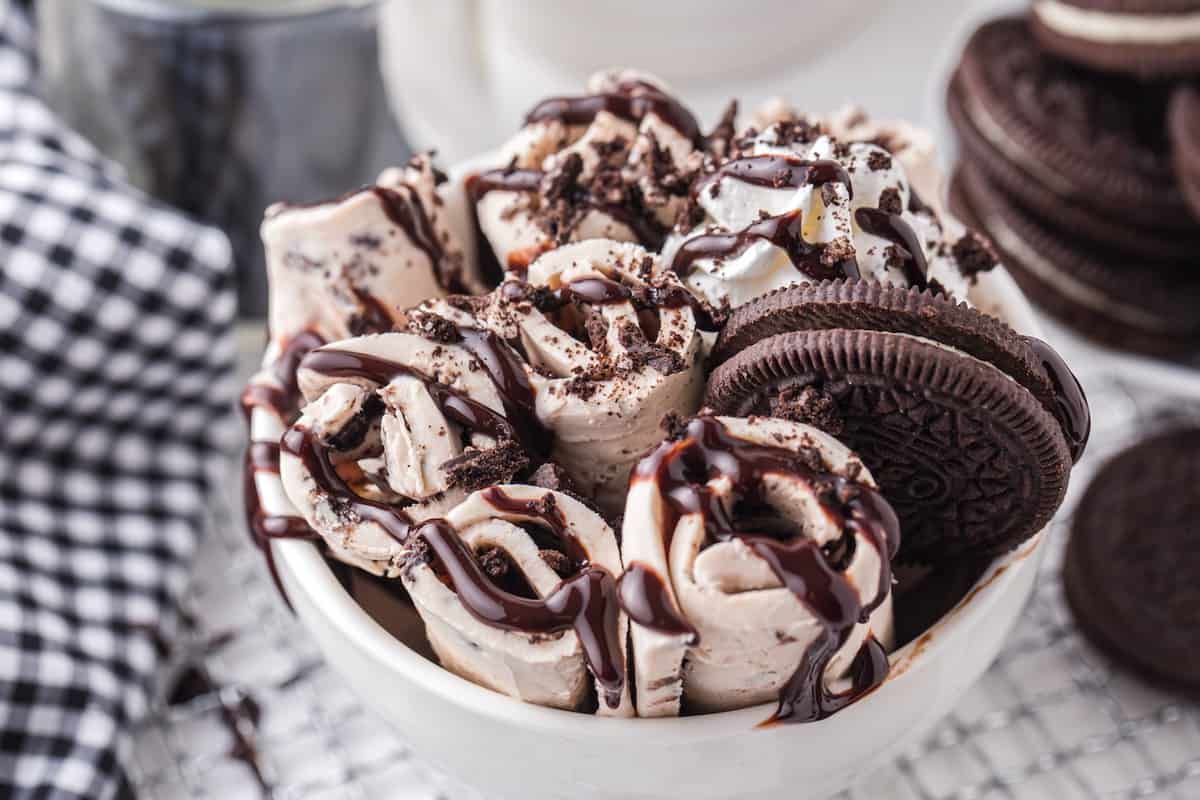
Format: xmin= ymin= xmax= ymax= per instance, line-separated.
xmin=124 ymin=327 xmax=1200 ymax=800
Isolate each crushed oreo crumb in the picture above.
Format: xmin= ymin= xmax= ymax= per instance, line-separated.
xmin=617 ymin=319 xmax=685 ymax=374
xmin=410 ymin=312 xmax=462 ymax=344
xmin=951 ymin=230 xmax=999 ymax=278
xmin=867 ymin=150 xmax=893 ymax=172
xmin=770 ymin=386 xmax=844 ymax=436
xmin=660 ymin=411 xmax=690 ymax=441
xmin=877 ymin=187 xmax=903 ymax=216
xmin=820 ymin=236 xmax=856 ymax=268
xmin=538 ymin=549 xmax=573 ymax=577
xmin=441 ymin=439 xmax=531 ymax=491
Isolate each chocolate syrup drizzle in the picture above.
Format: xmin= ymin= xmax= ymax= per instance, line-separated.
xmin=370 ymin=185 xmax=467 ymax=293
xmin=240 ymin=331 xmax=327 ymax=606
xmin=622 ymin=416 xmax=901 ymax=722
xmin=617 ymin=562 xmax=697 ymax=642
xmin=301 ymin=325 xmax=551 ymax=459
xmin=695 ymin=156 xmax=853 ymax=199
xmin=524 ymin=79 xmax=703 ymax=145
xmin=519 ymin=274 xmax=719 ymax=333
xmin=279 ymin=430 xmax=626 ymax=707
xmin=853 ymin=207 xmax=929 ymax=289
xmin=1025 ymin=336 xmax=1091 ymax=463
xmin=670 ymin=210 xmax=862 ymax=284
xmin=466 ymin=166 xmax=670 ymax=254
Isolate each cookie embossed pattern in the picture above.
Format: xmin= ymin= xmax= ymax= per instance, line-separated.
xmin=226 ymin=69 xmax=1103 ymax=799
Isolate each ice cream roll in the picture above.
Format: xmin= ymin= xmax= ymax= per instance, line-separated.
xmin=663 ymin=110 xmax=982 ymax=315
xmin=402 ymin=484 xmax=633 ymax=715
xmin=618 ymin=415 xmax=899 ymax=722
xmin=261 ymin=153 xmax=476 ymax=345
xmin=437 ymin=239 xmax=708 ymax=515
xmin=279 ymin=327 xmax=550 ymax=576
xmin=467 ymin=69 xmax=709 ymax=276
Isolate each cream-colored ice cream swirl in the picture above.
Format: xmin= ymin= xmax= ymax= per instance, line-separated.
xmin=423 ymin=239 xmax=707 ymax=515
xmin=402 ymin=484 xmax=633 ymax=715
xmin=262 ymin=154 xmax=474 ymax=345
xmin=618 ymin=415 xmax=898 ymax=721
xmin=468 ymin=69 xmax=706 ymax=275
xmin=279 ymin=330 xmax=546 ymax=576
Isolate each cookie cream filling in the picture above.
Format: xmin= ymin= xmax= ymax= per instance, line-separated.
xmin=1034 ymin=0 xmax=1200 ymax=44
xmin=955 ymin=81 xmax=1078 ymax=198
xmin=979 ymin=207 xmax=1178 ymax=332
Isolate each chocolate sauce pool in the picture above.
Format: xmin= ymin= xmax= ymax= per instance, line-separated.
xmin=619 ymin=416 xmax=900 ymax=723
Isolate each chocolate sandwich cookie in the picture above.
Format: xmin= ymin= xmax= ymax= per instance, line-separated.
xmin=1031 ymin=0 xmax=1200 ymax=78
xmin=951 ymin=164 xmax=1200 ymax=356
xmin=1169 ymin=85 xmax=1200 ymax=222
xmin=1063 ymin=428 xmax=1200 ymax=694
xmin=948 ymin=17 xmax=1198 ymax=254
xmin=705 ymin=281 xmax=1088 ymax=563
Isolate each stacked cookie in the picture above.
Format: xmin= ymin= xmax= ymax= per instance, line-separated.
xmin=947 ymin=8 xmax=1200 ymax=356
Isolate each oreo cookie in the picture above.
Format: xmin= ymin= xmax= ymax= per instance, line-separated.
xmin=1031 ymin=0 xmax=1200 ymax=78
xmin=950 ymin=163 xmax=1200 ymax=356
xmin=705 ymin=281 xmax=1084 ymax=563
xmin=1063 ymin=428 xmax=1200 ymax=693
xmin=948 ymin=17 xmax=1196 ymax=245
xmin=1169 ymin=84 xmax=1200 ymax=222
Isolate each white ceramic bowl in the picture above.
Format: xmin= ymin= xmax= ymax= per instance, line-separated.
xmin=260 ymin=159 xmax=1055 ymax=797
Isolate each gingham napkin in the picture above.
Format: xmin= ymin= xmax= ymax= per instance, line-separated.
xmin=0 ymin=2 xmax=237 ymax=797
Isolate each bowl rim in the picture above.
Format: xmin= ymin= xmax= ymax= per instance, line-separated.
xmin=275 ymin=521 xmax=1043 ymax=739
xmin=265 ymin=152 xmax=1054 ymax=735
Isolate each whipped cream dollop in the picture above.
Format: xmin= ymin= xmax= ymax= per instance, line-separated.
xmin=470 ymin=69 xmax=709 ymax=275
xmin=262 ymin=154 xmax=473 ymax=344
xmin=618 ymin=415 xmax=898 ymax=720
xmin=663 ymin=112 xmax=985 ymax=313
xmin=1033 ymin=0 xmax=1200 ymax=45
xmin=444 ymin=239 xmax=706 ymax=514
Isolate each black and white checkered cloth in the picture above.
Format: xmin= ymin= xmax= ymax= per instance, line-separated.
xmin=0 ymin=2 xmax=237 ymax=797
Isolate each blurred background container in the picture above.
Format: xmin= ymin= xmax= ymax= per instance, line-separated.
xmin=36 ymin=0 xmax=407 ymax=315
xmin=34 ymin=0 xmax=970 ymax=315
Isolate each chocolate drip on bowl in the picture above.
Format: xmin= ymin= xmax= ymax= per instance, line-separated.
xmin=240 ymin=331 xmax=327 ymax=606
xmin=626 ymin=416 xmax=900 ymax=722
